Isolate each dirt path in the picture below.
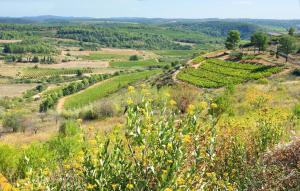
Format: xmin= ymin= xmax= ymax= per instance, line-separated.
xmin=172 ymin=59 xmax=204 ymax=85
xmin=56 ymin=78 xmax=113 ymax=113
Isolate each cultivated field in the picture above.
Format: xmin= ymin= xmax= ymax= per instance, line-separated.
xmin=64 ymin=69 xmax=162 ymax=109
xmin=178 ymin=58 xmax=282 ymax=88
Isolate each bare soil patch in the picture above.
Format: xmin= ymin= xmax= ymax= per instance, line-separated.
xmin=38 ymin=60 xmax=109 ymax=69
xmin=62 ymin=48 xmax=156 ymax=59
xmin=0 ymin=83 xmax=37 ymax=98
xmin=0 ymin=39 xmax=22 ymax=43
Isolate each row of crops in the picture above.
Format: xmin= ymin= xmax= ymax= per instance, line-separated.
xmin=110 ymin=59 xmax=170 ymax=68
xmin=177 ymin=58 xmax=282 ymax=88
xmin=21 ymin=68 xmax=93 ymax=78
xmin=64 ymin=69 xmax=162 ymax=110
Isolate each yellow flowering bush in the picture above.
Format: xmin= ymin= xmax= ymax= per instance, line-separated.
xmin=1 ymin=86 xmax=296 ymax=191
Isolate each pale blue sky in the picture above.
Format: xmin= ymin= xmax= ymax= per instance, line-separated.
xmin=0 ymin=0 xmax=299 ymax=19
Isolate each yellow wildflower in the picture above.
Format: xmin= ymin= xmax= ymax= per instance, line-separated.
xmin=176 ymin=177 xmax=185 ymax=185
xmin=187 ymin=104 xmax=195 ymax=115
xmin=164 ymin=92 xmax=171 ymax=97
xmin=86 ymin=183 xmax=96 ymax=190
xmin=127 ymin=98 xmax=133 ymax=105
xmin=199 ymin=101 xmax=208 ymax=110
xmin=88 ymin=126 xmax=94 ymax=131
xmin=165 ymin=188 xmax=173 ymax=191
xmin=183 ymin=134 xmax=192 ymax=144
xmin=64 ymin=164 xmax=71 ymax=170
xmin=211 ymin=103 xmax=218 ymax=109
xmin=112 ymin=184 xmax=118 ymax=190
xmin=169 ymin=99 xmax=177 ymax=106
xmin=126 ymin=183 xmax=134 ymax=189
xmin=140 ymin=83 xmax=146 ymax=89
xmin=128 ymin=86 xmax=135 ymax=92
xmin=89 ymin=139 xmax=97 ymax=146
xmin=167 ymin=143 xmax=173 ymax=150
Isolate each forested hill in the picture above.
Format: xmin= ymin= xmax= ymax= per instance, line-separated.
xmin=163 ymin=21 xmax=261 ymax=39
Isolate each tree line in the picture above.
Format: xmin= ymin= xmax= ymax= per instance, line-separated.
xmin=225 ymin=27 xmax=299 ymax=62
xmin=57 ymin=26 xmax=192 ymax=50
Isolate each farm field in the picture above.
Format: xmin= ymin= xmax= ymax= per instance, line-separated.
xmin=80 ymin=53 xmax=130 ymax=60
xmin=110 ymin=59 xmax=169 ymax=68
xmin=21 ymin=67 xmax=93 ymax=78
xmin=37 ymin=60 xmax=109 ymax=69
xmin=64 ymin=69 xmax=162 ymax=109
xmin=154 ymin=50 xmax=199 ymax=57
xmin=178 ymin=58 xmax=282 ymax=88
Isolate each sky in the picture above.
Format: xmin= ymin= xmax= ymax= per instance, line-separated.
xmin=0 ymin=0 xmax=299 ymax=19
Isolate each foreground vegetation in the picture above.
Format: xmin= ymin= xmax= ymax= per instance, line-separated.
xmin=0 ymin=84 xmax=299 ymax=190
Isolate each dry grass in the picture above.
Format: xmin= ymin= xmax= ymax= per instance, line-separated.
xmin=62 ymin=48 xmax=157 ymax=59
xmin=0 ymin=130 xmax=57 ymax=146
xmin=37 ymin=60 xmax=109 ymax=69
xmin=0 ymin=115 xmax=59 ymax=146
xmin=0 ymin=40 xmax=22 ymax=43
xmin=0 ymin=83 xmax=37 ymax=98
xmin=0 ymin=62 xmax=23 ymax=77
xmin=82 ymin=117 xmax=125 ymax=137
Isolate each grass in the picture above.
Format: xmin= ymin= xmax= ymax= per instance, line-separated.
xmin=110 ymin=59 xmax=169 ymax=68
xmin=80 ymin=53 xmax=129 ymax=60
xmin=21 ymin=68 xmax=93 ymax=78
xmin=178 ymin=59 xmax=282 ymax=88
xmin=64 ymin=69 xmax=162 ymax=109
xmin=154 ymin=50 xmax=199 ymax=58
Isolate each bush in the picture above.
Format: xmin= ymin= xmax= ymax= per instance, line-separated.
xmin=59 ymin=120 xmax=81 ymax=137
xmin=129 ymin=55 xmax=139 ymax=61
xmin=80 ymin=101 xmax=117 ymax=120
xmin=94 ymin=101 xmax=116 ymax=118
xmin=292 ymin=69 xmax=300 ymax=76
xmin=2 ymin=112 xmax=25 ymax=132
xmin=17 ymin=143 xmax=56 ymax=178
xmin=171 ymin=85 xmax=198 ymax=113
xmin=0 ymin=144 xmax=19 ymax=179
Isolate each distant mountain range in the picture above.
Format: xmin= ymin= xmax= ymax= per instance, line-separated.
xmin=0 ymin=15 xmax=299 ymax=26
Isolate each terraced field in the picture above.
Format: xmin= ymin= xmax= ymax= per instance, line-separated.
xmin=64 ymin=69 xmax=162 ymax=109
xmin=178 ymin=58 xmax=282 ymax=88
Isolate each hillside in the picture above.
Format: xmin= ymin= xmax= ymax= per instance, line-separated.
xmin=0 ymin=17 xmax=300 ymax=191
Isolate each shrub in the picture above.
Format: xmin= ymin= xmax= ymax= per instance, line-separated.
xmin=292 ymin=69 xmax=300 ymax=76
xmin=0 ymin=144 xmax=19 ymax=179
xmin=171 ymin=85 xmax=198 ymax=113
xmin=17 ymin=143 xmax=57 ymax=178
xmin=2 ymin=112 xmax=25 ymax=132
xmin=59 ymin=120 xmax=81 ymax=137
xmin=129 ymin=55 xmax=139 ymax=61
xmin=93 ymin=101 xmax=117 ymax=118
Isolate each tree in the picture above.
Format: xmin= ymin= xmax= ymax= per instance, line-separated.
xmin=251 ymin=32 xmax=269 ymax=52
xmin=225 ymin=30 xmax=241 ymax=50
xmin=278 ymin=35 xmax=297 ymax=62
xmin=288 ymin=27 xmax=296 ymax=36
xmin=129 ymin=55 xmax=139 ymax=61
xmin=32 ymin=56 xmax=39 ymax=63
